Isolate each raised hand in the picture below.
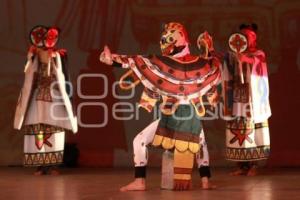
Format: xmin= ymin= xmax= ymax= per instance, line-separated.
xmin=27 ymin=45 xmax=37 ymax=60
xmin=99 ymin=45 xmax=113 ymax=65
xmin=237 ymin=53 xmax=254 ymax=64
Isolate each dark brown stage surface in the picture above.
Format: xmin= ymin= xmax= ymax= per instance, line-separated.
xmin=0 ymin=168 xmax=300 ymax=200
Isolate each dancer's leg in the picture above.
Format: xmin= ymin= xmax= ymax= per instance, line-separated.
xmin=48 ymin=166 xmax=60 ymax=175
xmin=230 ymin=162 xmax=250 ymax=176
xmin=196 ymin=130 xmax=216 ymax=189
xmin=247 ymin=161 xmax=258 ymax=176
xmin=120 ymin=120 xmax=159 ymax=192
xmin=33 ymin=166 xmax=44 ymax=176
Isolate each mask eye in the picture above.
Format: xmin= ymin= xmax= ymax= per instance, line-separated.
xmin=170 ymin=30 xmax=175 ymax=33
xmin=167 ymin=37 xmax=174 ymax=43
xmin=161 ymin=37 xmax=167 ymax=44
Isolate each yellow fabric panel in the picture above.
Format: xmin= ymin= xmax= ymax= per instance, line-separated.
xmin=174 ymin=140 xmax=189 ymax=152
xmin=152 ymin=134 xmax=164 ymax=147
xmin=173 ymin=174 xmax=191 ymax=181
xmin=173 ymin=149 xmax=194 ymax=169
xmin=188 ymin=142 xmax=200 ymax=154
xmin=153 ymin=134 xmax=200 ymax=154
xmin=173 ymin=149 xmax=194 ymax=181
xmin=162 ymin=137 xmax=175 ymax=150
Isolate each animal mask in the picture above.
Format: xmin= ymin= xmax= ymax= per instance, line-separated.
xmin=160 ymin=22 xmax=189 ymax=56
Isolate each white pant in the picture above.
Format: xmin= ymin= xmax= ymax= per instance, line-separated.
xmin=133 ymin=119 xmax=210 ymax=168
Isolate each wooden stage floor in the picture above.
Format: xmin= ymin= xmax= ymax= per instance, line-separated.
xmin=0 ymin=167 xmax=300 ymax=200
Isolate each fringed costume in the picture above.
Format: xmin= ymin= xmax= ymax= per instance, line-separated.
xmin=222 ymin=24 xmax=271 ymax=172
xmin=101 ymin=23 xmax=221 ymax=190
xmin=14 ymin=26 xmax=77 ymax=173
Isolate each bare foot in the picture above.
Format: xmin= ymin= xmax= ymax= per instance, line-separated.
xmin=120 ymin=178 xmax=146 ymax=192
xmin=201 ymin=177 xmax=217 ymax=190
xmin=33 ymin=170 xmax=43 ymax=176
xmin=49 ymin=169 xmax=60 ymax=176
xmin=229 ymin=168 xmax=248 ymax=176
xmin=247 ymin=166 xmax=257 ymax=176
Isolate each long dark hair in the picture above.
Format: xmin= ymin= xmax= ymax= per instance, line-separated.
xmin=239 ymin=23 xmax=258 ymax=32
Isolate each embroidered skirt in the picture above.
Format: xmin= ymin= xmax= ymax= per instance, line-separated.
xmin=152 ymin=104 xmax=202 ymax=153
xmin=23 ymin=124 xmax=65 ymax=167
xmin=225 ymin=117 xmax=270 ymax=161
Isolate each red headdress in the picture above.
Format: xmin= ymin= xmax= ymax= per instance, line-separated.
xmin=239 ymin=23 xmax=258 ymax=51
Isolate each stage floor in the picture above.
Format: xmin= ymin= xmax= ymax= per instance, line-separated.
xmin=0 ymin=167 xmax=300 ymax=200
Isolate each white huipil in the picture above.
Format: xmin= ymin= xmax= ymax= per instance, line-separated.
xmin=14 ymin=51 xmax=77 ymax=166
xmin=222 ymin=50 xmax=271 ymax=162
